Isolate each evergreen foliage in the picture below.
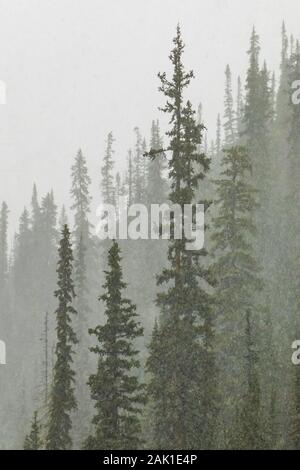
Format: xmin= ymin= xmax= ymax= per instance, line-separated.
xmin=211 ymin=145 xmax=263 ymax=449
xmin=24 ymin=412 xmax=42 ymax=450
xmin=147 ymin=26 xmax=214 ymax=450
xmin=46 ymin=225 xmax=77 ymax=450
xmin=85 ymin=241 xmax=145 ymax=450
xmin=101 ymin=132 xmax=115 ymax=205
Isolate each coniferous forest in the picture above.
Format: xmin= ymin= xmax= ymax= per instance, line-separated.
xmin=2 ymin=10 xmax=300 ymax=450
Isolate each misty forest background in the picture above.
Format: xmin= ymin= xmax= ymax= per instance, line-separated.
xmin=0 ymin=22 xmax=300 ymax=450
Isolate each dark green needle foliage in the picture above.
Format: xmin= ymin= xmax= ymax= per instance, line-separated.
xmin=24 ymin=411 xmax=42 ymax=450
xmin=147 ymin=25 xmax=214 ymax=450
xmin=46 ymin=224 xmax=78 ymax=450
xmin=85 ymin=241 xmax=145 ymax=450
xmin=70 ymin=148 xmax=98 ymax=445
xmin=212 ymin=145 xmax=263 ymax=449
xmin=242 ymin=28 xmax=273 ymax=238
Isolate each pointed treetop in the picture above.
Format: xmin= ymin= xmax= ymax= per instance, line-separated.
xmin=281 ymin=21 xmax=288 ymax=65
xmin=31 ymin=183 xmax=39 ymax=209
xmin=248 ymin=27 xmax=260 ymax=59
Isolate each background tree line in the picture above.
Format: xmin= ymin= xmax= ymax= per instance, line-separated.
xmin=0 ymin=22 xmax=300 ymax=449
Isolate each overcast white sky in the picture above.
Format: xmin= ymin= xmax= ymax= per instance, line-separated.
xmin=0 ymin=0 xmax=299 ymax=239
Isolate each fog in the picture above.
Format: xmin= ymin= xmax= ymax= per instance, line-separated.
xmin=0 ymin=0 xmax=298 ymax=238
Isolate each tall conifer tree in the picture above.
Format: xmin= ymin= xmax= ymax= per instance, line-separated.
xmin=101 ymin=132 xmax=115 ymax=205
xmin=85 ymin=241 xmax=145 ymax=450
xmin=212 ymin=145 xmax=263 ymax=449
xmin=236 ymin=76 xmax=244 ymax=136
xmin=70 ymin=148 xmax=95 ymax=444
xmin=224 ymin=65 xmax=236 ymax=147
xmin=24 ymin=411 xmax=42 ymax=450
xmin=147 ymin=26 xmax=214 ymax=449
xmin=46 ymin=225 xmax=77 ymax=450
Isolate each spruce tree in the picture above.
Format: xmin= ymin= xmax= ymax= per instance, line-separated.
xmin=70 ymin=148 xmax=95 ymax=444
xmin=46 ymin=224 xmax=77 ymax=450
xmin=211 ymin=145 xmax=263 ymax=449
xmin=71 ymin=149 xmax=92 ymax=243
xmin=31 ymin=183 xmax=41 ymax=236
xmin=101 ymin=131 xmax=115 ymax=205
xmin=40 ymin=191 xmax=57 ymax=251
xmin=216 ymin=113 xmax=222 ymax=155
xmin=100 ymin=133 xmax=117 ymax=250
xmin=42 ymin=311 xmax=50 ymax=405
xmin=24 ymin=411 xmax=42 ymax=450
xmin=224 ymin=64 xmax=236 ymax=147
xmin=147 ymin=26 xmax=214 ymax=449
xmin=242 ymin=34 xmax=275 ymax=425
xmin=270 ymin=72 xmax=276 ymax=120
xmin=271 ymin=22 xmax=290 ymax=245
xmin=242 ymin=28 xmax=273 ymax=202
xmin=276 ymin=21 xmax=290 ymax=134
xmin=236 ymin=76 xmax=244 ymax=136
xmin=85 ymin=241 xmax=145 ymax=450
